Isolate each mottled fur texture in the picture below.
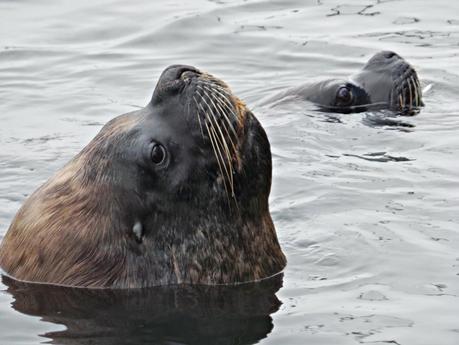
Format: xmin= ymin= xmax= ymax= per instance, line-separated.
xmin=0 ymin=66 xmax=286 ymax=288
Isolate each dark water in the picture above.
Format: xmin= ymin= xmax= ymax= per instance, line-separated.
xmin=1 ymin=0 xmax=458 ymax=344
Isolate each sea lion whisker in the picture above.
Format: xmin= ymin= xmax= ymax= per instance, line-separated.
xmin=196 ymin=89 xmax=221 ymax=122
xmin=416 ymin=82 xmax=421 ymax=107
xmin=204 ymin=99 xmax=235 ymax=196
xmin=197 ymin=83 xmax=233 ymax=113
xmin=214 ymin=85 xmax=234 ymax=99
xmin=197 ymin=91 xmax=238 ymax=148
xmin=212 ymin=92 xmax=238 ymax=132
xmin=204 ymin=89 xmax=239 ymax=202
xmin=204 ymin=90 xmax=239 ymax=154
xmin=211 ymin=92 xmax=238 ymax=152
xmin=388 ymin=89 xmax=393 ymax=109
xmin=196 ymin=93 xmax=234 ymax=196
xmin=196 ymin=89 xmax=235 ymax=167
xmin=198 ymin=92 xmax=235 ymax=197
xmin=415 ymin=76 xmax=422 ymax=97
xmin=414 ymin=77 xmax=420 ymax=108
xmin=209 ymin=117 xmax=235 ymax=196
xmin=409 ymin=77 xmax=417 ymax=107
xmin=198 ymin=83 xmax=238 ymax=119
xmin=416 ymin=75 xmax=422 ymax=89
xmin=205 ymin=91 xmax=227 ymax=124
xmin=204 ymin=116 xmax=231 ymax=201
xmin=398 ymin=82 xmax=406 ymax=111
xmin=411 ymin=76 xmax=419 ymax=107
xmin=207 ymin=122 xmax=235 ymax=204
xmin=200 ymin=80 xmax=232 ymax=96
xmin=197 ymin=91 xmax=234 ymax=202
xmin=417 ymin=78 xmax=423 ymax=104
xmin=198 ymin=84 xmax=239 ymax=137
xmin=407 ymin=78 xmax=413 ymax=110
xmin=192 ymin=96 xmax=205 ymax=139
xmin=202 ymin=87 xmax=226 ymax=121
xmin=199 ymin=90 xmax=237 ymax=162
xmin=211 ymin=87 xmax=240 ymax=119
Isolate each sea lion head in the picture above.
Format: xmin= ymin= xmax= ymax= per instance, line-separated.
xmin=0 ymin=65 xmax=286 ymax=288
xmin=312 ymin=51 xmax=423 ymax=115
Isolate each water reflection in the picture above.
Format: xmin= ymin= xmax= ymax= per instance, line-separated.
xmin=2 ymin=273 xmax=283 ymax=345
xmin=362 ymin=112 xmax=416 ymax=131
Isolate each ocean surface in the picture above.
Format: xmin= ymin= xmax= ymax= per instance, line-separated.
xmin=0 ymin=0 xmax=458 ymax=344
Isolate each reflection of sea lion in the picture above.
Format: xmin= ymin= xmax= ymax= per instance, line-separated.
xmin=267 ymin=51 xmax=423 ymax=115
xmin=0 ymin=65 xmax=286 ymax=288
xmin=2 ymin=273 xmax=283 ymax=345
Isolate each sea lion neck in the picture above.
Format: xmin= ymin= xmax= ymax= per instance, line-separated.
xmin=138 ymin=206 xmax=280 ymax=285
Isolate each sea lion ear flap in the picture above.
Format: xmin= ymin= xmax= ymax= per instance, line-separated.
xmin=151 ymin=65 xmax=201 ymax=105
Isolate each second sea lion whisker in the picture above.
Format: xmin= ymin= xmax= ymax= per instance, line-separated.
xmin=211 ymin=96 xmax=237 ymax=152
xmin=199 ymin=83 xmax=239 ymax=120
xmin=203 ymin=113 xmax=231 ymax=201
xmin=207 ymin=120 xmax=234 ymax=201
xmin=198 ymin=84 xmax=238 ymax=137
xmin=196 ymin=89 xmax=233 ymax=162
xmin=198 ymin=90 xmax=235 ymax=196
xmin=205 ymin=90 xmax=239 ymax=154
xmin=407 ymin=78 xmax=413 ymax=109
xmin=196 ymin=88 xmax=235 ymax=199
xmin=192 ymin=96 xmax=205 ymax=139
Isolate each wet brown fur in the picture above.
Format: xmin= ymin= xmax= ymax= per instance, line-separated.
xmin=0 ymin=114 xmax=140 ymax=287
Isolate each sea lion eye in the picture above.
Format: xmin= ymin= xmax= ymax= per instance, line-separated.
xmin=336 ymin=86 xmax=353 ymax=105
xmin=151 ymin=143 xmax=166 ymax=164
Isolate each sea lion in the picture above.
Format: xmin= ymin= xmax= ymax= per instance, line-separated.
xmin=267 ymin=50 xmax=423 ymax=115
xmin=0 ymin=65 xmax=286 ymax=288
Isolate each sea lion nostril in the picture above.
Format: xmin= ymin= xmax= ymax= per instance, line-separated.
xmin=180 ymin=69 xmax=200 ymax=80
xmin=151 ymin=65 xmax=202 ymax=103
xmin=174 ymin=66 xmax=201 ymax=80
xmin=384 ymin=51 xmax=396 ymax=59
xmin=159 ymin=65 xmax=201 ymax=83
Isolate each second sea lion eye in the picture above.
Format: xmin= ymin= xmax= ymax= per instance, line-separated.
xmin=336 ymin=86 xmax=353 ymax=105
xmin=151 ymin=143 xmax=166 ymax=165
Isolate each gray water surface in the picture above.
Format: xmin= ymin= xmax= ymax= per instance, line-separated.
xmin=1 ymin=0 xmax=458 ymax=344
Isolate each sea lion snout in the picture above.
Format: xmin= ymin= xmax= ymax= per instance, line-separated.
xmin=382 ymin=51 xmax=397 ymax=59
xmin=159 ymin=64 xmax=201 ymax=82
xmin=362 ymin=50 xmax=410 ymax=74
xmin=152 ymin=65 xmax=202 ymax=104
xmin=370 ymin=50 xmax=400 ymax=62
xmin=356 ymin=50 xmax=423 ymax=114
